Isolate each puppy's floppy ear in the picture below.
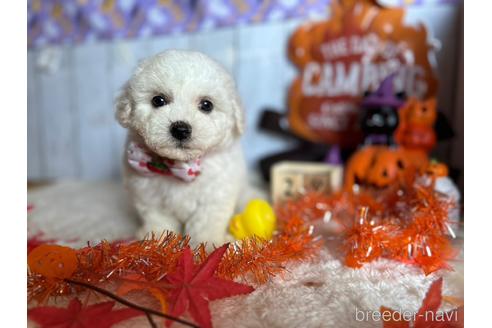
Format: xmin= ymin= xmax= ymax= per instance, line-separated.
xmin=231 ymin=92 xmax=245 ymax=136
xmin=115 ymin=83 xmax=132 ymax=128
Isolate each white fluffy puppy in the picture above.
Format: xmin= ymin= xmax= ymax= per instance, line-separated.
xmin=115 ymin=50 xmax=246 ymax=246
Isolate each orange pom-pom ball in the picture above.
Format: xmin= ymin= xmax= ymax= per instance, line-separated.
xmin=28 ymin=244 xmax=78 ymax=279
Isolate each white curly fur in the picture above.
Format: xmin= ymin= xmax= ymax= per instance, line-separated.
xmin=115 ymin=50 xmax=246 ymax=246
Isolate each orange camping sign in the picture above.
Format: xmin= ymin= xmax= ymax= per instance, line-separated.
xmin=287 ymin=0 xmax=438 ymax=148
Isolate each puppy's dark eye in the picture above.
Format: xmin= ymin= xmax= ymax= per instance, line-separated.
xmin=198 ymin=99 xmax=214 ymax=113
xmin=151 ymin=95 xmax=168 ymax=108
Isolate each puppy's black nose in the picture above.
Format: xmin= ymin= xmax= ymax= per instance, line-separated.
xmin=170 ymin=121 xmax=192 ymax=141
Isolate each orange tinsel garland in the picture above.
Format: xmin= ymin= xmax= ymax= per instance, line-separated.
xmin=28 ymin=211 xmax=321 ymax=304
xmin=276 ymin=173 xmax=458 ymax=275
xmin=27 ymin=172 xmax=457 ymax=305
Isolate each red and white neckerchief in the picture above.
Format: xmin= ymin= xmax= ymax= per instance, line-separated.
xmin=127 ymin=141 xmax=201 ymax=182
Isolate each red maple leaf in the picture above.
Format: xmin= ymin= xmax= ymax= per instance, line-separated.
xmin=28 ymin=298 xmax=143 ymax=328
xmin=163 ymin=244 xmax=255 ymax=328
xmin=382 ymin=278 xmax=464 ymax=328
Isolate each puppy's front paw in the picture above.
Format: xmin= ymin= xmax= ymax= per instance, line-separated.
xmin=135 ymin=209 xmax=182 ymax=240
xmin=186 ymin=230 xmax=232 ymax=250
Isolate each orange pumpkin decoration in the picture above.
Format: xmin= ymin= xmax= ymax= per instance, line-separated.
xmin=344 ymin=146 xmax=428 ymax=189
xmin=28 ymin=244 xmax=78 ymax=279
xmin=365 ymin=148 xmax=411 ymax=188
xmin=395 ymin=97 xmax=437 ymax=152
xmin=343 ymin=146 xmax=380 ymax=188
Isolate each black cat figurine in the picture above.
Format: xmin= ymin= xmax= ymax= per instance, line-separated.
xmin=360 ymin=74 xmax=406 ymax=145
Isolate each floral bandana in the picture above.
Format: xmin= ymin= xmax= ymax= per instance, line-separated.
xmin=127 ymin=141 xmax=201 ymax=182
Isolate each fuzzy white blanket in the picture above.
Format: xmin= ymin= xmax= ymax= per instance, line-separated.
xmin=27 ymin=181 xmax=463 ymax=328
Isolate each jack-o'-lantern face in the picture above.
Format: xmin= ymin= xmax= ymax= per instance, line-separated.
xmin=365 ymin=148 xmax=409 ymax=188
xmin=400 ymin=97 xmax=437 ymax=127
xmin=344 ymin=146 xmax=381 ymax=188
xmin=344 ymin=146 xmax=427 ymax=189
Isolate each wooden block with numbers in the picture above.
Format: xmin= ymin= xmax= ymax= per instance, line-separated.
xmin=271 ymin=161 xmax=343 ymax=205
